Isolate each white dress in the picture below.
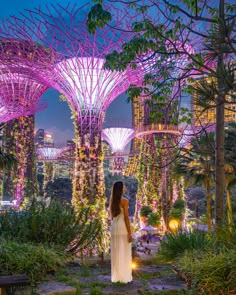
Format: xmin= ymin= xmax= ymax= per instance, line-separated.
xmin=111 ymin=207 xmax=132 ymax=283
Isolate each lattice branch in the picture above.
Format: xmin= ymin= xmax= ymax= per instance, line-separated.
xmin=0 ymin=4 xmax=144 ymax=121
xmin=102 ymin=128 xmax=134 ymax=153
xmin=37 ymin=147 xmax=69 ymax=161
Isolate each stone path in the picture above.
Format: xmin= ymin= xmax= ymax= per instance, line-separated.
xmin=16 ymin=242 xmax=189 ymax=295
xmin=36 ymin=258 xmax=188 ymax=295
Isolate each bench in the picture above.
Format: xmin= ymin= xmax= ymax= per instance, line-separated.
xmin=0 ymin=275 xmax=30 ymax=295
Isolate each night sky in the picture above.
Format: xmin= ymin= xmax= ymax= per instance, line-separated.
xmin=0 ymin=0 xmax=132 ymax=145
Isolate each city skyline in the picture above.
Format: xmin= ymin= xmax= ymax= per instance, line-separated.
xmin=35 ymin=89 xmax=132 ymax=145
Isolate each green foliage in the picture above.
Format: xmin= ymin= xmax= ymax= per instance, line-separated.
xmin=173 ymin=199 xmax=185 ymax=210
xmin=87 ymin=4 xmax=111 ymax=34
xmin=170 ymin=199 xmax=185 ymax=221
xmin=178 ymin=250 xmax=236 ymax=294
xmin=225 ymin=123 xmax=236 ymax=169
xmin=0 ymin=200 xmax=102 ymax=253
xmin=169 ymin=208 xmax=184 ymax=221
xmin=0 ymin=239 xmax=67 ymax=283
xmin=45 ymin=177 xmax=72 ymax=201
xmin=0 ymin=148 xmax=17 ymax=170
xmin=215 ymin=225 xmax=236 ymax=249
xmin=159 ymin=230 xmax=214 ymax=259
xmin=140 ymin=205 xmax=153 ymax=217
xmin=89 ymin=286 xmax=103 ymax=295
xmin=147 ymin=212 xmax=160 ymax=227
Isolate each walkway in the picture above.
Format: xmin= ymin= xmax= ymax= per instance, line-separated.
xmin=34 ymin=241 xmax=189 ymax=295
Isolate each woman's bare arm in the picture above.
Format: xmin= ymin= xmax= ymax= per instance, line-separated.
xmin=122 ymin=198 xmax=132 ymax=243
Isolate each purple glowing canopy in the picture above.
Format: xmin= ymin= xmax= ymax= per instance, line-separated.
xmin=2 ymin=3 xmax=143 ymax=123
xmin=37 ymin=147 xmax=68 ymax=161
xmin=0 ymin=38 xmax=55 ymax=123
xmin=56 ymin=57 xmax=138 ymax=118
xmin=0 ymin=68 xmax=47 ymax=123
xmin=102 ymin=128 xmax=134 ymax=153
xmin=1 ymin=3 xmax=144 ymax=211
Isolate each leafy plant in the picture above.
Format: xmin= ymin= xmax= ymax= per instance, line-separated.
xmin=0 ymin=148 xmax=17 ymax=170
xmin=147 ymin=212 xmax=160 ymax=227
xmin=172 ymin=199 xmax=185 ymax=210
xmin=0 ymin=239 xmax=67 ymax=283
xmin=159 ymin=230 xmax=215 ymax=259
xmin=0 ymin=200 xmax=102 ymax=253
xmin=169 ymin=199 xmax=185 ymax=221
xmin=178 ymin=250 xmax=236 ymax=294
xmin=89 ymin=286 xmax=103 ymax=295
xmin=140 ymin=205 xmax=153 ymax=217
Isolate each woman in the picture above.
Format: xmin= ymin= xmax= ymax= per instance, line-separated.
xmin=110 ymin=181 xmax=132 ymax=283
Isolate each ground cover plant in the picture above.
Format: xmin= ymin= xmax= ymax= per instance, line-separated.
xmin=0 ymin=200 xmax=103 ymax=284
xmin=159 ymin=230 xmax=215 ymax=259
xmin=0 ymin=200 xmax=102 ymax=252
xmin=0 ymin=239 xmax=68 ymax=283
xmin=159 ymin=227 xmax=236 ymax=294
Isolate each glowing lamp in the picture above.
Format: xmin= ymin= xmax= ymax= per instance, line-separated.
xmin=169 ymin=219 xmax=181 ymax=233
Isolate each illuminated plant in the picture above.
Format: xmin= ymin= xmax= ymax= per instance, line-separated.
xmin=37 ymin=147 xmax=68 ymax=192
xmin=2 ymin=3 xmax=143 ymax=220
xmin=0 ymin=39 xmax=55 ymax=208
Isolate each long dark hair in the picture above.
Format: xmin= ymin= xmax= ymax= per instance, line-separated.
xmin=110 ymin=181 xmax=123 ymax=218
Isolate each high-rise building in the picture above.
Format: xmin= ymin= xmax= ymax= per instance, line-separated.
xmin=34 ymin=129 xmax=44 ymax=148
xmin=35 ymin=129 xmax=54 ymax=175
xmin=125 ymin=96 xmax=144 ymax=177
xmin=44 ymin=132 xmax=54 ymax=147
xmin=192 ymin=78 xmax=236 ymax=127
xmin=34 ymin=129 xmax=54 ymax=148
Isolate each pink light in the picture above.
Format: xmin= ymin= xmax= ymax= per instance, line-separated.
xmin=56 ymin=57 xmax=139 ymax=116
xmin=1 ymin=4 xmax=143 ymax=120
xmin=0 ymin=69 xmax=47 ymax=123
xmin=0 ymin=39 xmax=50 ymax=123
xmin=37 ymin=147 xmax=67 ymax=161
xmin=102 ymin=128 xmax=134 ymax=153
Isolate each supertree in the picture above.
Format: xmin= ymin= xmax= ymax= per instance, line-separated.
xmin=0 ymin=38 xmax=55 ymax=208
xmin=0 ymin=38 xmax=54 ymax=123
xmin=102 ymin=128 xmax=134 ymax=174
xmin=37 ymin=147 xmax=69 ymax=192
xmin=3 ymin=4 xmax=143 ymax=217
xmin=132 ymin=43 xmax=194 ymax=229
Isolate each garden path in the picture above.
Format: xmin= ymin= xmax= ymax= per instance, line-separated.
xmin=35 ymin=241 xmax=189 ymax=295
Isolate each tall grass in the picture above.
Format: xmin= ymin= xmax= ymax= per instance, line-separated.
xmin=178 ymin=250 xmax=236 ymax=294
xmin=159 ymin=230 xmax=215 ymax=259
xmin=160 ymin=227 xmax=236 ymax=294
xmin=0 ymin=200 xmax=102 ymax=253
xmin=0 ymin=239 xmax=68 ymax=283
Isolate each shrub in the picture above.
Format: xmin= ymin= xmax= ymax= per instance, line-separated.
xmin=140 ymin=205 xmax=152 ymax=217
xmin=0 ymin=239 xmax=68 ymax=283
xmin=0 ymin=200 xmax=102 ymax=253
xmin=178 ymin=250 xmax=236 ymax=294
xmin=159 ymin=230 xmax=215 ymax=259
xmin=215 ymin=225 xmax=236 ymax=250
xmin=147 ymin=212 xmax=160 ymax=227
xmin=169 ymin=208 xmax=183 ymax=220
xmin=170 ymin=199 xmax=185 ymax=221
xmin=172 ymin=199 xmax=185 ymax=210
